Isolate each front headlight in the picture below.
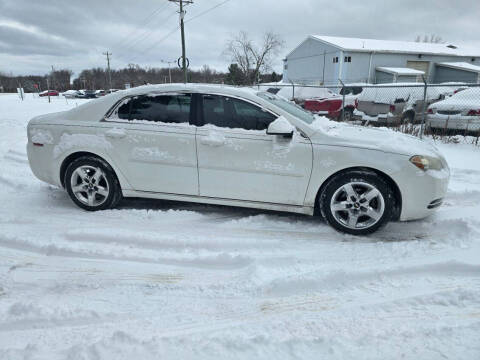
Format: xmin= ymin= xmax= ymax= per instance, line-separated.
xmin=410 ymin=155 xmax=444 ymax=171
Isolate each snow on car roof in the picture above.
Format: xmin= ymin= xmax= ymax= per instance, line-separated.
xmin=60 ymin=84 xmax=269 ymax=123
xmin=437 ymin=62 xmax=480 ymax=73
xmin=376 ymin=67 xmax=425 ymax=75
xmin=308 ymin=35 xmax=480 ymax=57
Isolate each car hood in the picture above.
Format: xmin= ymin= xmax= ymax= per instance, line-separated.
xmin=309 ymin=117 xmax=442 ymax=158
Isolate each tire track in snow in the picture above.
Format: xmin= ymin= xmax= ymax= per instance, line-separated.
xmin=262 ymin=261 xmax=480 ymax=296
xmin=0 ymin=234 xmax=254 ymax=270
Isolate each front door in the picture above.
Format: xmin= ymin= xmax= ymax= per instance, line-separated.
xmin=104 ymin=92 xmax=198 ymax=195
xmin=196 ymin=94 xmax=313 ymax=205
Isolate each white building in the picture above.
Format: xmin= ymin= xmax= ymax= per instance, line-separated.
xmin=283 ymin=35 xmax=480 ymax=85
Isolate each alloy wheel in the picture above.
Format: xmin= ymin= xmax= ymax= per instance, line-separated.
xmin=70 ymin=165 xmax=110 ymax=207
xmin=330 ymin=181 xmax=385 ymax=230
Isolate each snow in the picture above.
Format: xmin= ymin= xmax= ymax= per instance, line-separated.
xmin=277 ymin=85 xmax=336 ymax=101
xmin=357 ymin=83 xmax=461 ymax=110
xmin=438 ymin=62 xmax=480 ymax=73
xmin=53 ymin=133 xmax=113 ymax=158
xmin=1 ymin=94 xmax=480 ymax=359
xmin=376 ymin=67 xmax=425 ymax=75
xmin=430 ymin=87 xmax=480 ymax=110
xmin=309 ymin=35 xmax=480 ymax=57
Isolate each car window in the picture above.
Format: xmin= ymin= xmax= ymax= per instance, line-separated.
xmin=257 ymin=92 xmax=315 ymax=124
xmin=202 ymin=95 xmax=277 ymax=131
xmin=116 ymin=94 xmax=192 ymax=123
xmin=352 ymin=87 xmax=363 ymax=95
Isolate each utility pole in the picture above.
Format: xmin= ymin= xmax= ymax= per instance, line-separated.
xmin=322 ymin=50 xmax=326 ymax=85
xmin=103 ymin=51 xmax=113 ymax=91
xmin=168 ymin=0 xmax=193 ymax=83
xmin=47 ymin=65 xmax=54 ymax=103
xmin=161 ymin=59 xmax=175 ymax=83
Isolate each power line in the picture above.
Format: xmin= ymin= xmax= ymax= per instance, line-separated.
xmin=124 ymin=25 xmax=180 ymax=64
xmin=112 ymin=3 xmax=170 ymax=50
xmin=118 ymin=9 xmax=178 ymax=57
xmin=124 ymin=0 xmax=234 ymax=70
xmin=185 ymin=0 xmax=232 ymax=24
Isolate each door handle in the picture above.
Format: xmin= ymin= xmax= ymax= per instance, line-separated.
xmin=105 ymin=128 xmax=127 ymax=139
xmin=200 ymin=132 xmax=226 ymax=147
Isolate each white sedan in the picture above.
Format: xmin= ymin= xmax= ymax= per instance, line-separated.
xmin=27 ymin=84 xmax=450 ymax=235
xmin=427 ymin=87 xmax=480 ymax=133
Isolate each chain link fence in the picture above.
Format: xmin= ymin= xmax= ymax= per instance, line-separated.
xmin=257 ymin=82 xmax=480 ymax=143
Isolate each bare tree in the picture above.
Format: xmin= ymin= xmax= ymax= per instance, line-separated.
xmin=224 ymin=31 xmax=285 ymax=85
xmin=415 ymin=34 xmax=444 ymax=44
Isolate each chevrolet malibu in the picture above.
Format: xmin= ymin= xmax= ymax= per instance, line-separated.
xmin=27 ymin=84 xmax=450 ymax=235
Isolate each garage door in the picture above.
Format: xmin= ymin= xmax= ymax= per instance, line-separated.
xmin=407 ymin=61 xmax=429 ymax=81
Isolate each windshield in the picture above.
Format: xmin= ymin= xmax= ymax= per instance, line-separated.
xmin=257 ymin=92 xmax=315 ymax=124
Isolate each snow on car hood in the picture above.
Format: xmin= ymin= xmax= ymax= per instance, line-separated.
xmin=429 ymin=87 xmax=480 ymax=111
xmin=310 ymin=116 xmax=442 ymax=158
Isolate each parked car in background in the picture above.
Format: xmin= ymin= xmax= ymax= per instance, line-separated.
xmin=96 ymin=90 xmax=106 ymax=97
xmin=304 ymin=93 xmax=358 ymax=121
xmin=83 ymin=90 xmax=97 ymax=99
xmin=39 ymin=90 xmax=59 ymax=97
xmin=277 ymin=85 xmax=337 ymax=106
xmin=62 ymin=90 xmax=80 ymax=99
xmin=27 ymin=84 xmax=449 ymax=235
xmin=354 ymin=83 xmax=459 ymax=125
xmin=427 ymin=87 xmax=480 ymax=133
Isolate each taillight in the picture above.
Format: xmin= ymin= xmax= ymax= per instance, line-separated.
xmin=354 ymin=99 xmax=359 ymax=108
xmin=467 ymin=109 xmax=480 ymax=116
xmin=427 ymin=108 xmax=433 ymax=114
xmin=389 ymin=105 xmax=396 ymax=112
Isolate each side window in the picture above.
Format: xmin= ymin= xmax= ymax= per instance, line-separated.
xmin=114 ymin=94 xmax=191 ymax=123
xmin=202 ymin=94 xmax=276 ymax=131
xmin=231 ymin=98 xmax=277 ymax=130
xmin=353 ymin=87 xmax=363 ymax=95
xmin=117 ymin=101 xmax=130 ymax=119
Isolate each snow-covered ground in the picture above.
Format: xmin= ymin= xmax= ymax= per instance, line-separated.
xmin=1 ymin=93 xmax=479 ymax=359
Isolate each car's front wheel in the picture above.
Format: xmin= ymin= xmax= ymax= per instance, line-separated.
xmin=320 ymin=170 xmax=395 ymax=235
xmin=65 ymin=156 xmax=122 ymax=211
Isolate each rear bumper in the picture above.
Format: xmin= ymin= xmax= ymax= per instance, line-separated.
xmin=27 ymin=142 xmax=60 ymax=187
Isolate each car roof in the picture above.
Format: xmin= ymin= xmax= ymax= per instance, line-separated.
xmin=121 ymin=83 xmax=260 ymax=100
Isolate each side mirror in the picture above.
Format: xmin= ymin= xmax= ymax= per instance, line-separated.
xmin=267 ymin=116 xmax=295 ymax=138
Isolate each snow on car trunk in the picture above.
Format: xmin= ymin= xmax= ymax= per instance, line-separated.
xmin=0 ymin=94 xmax=480 ymax=359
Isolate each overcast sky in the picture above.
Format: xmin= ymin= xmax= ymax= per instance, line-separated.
xmin=1 ymin=0 xmax=479 ymax=78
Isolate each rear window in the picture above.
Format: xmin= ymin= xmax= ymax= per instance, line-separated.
xmin=113 ymin=94 xmax=192 ymax=123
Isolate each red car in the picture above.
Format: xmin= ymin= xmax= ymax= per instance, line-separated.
xmin=39 ymin=90 xmax=59 ymax=97
xmin=304 ymin=96 xmax=358 ymax=121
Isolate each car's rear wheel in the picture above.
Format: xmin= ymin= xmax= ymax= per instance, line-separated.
xmin=340 ymin=108 xmax=354 ymax=122
xmin=65 ymin=156 xmax=122 ymax=211
xmin=401 ymin=111 xmax=415 ymax=124
xmin=320 ymin=170 xmax=395 ymax=235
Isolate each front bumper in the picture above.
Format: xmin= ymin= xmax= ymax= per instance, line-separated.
xmin=393 ymin=159 xmax=450 ymax=221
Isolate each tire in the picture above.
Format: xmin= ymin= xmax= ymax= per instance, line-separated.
xmin=340 ymin=108 xmax=354 ymax=122
xmin=64 ymin=156 xmax=122 ymax=211
xmin=401 ymin=112 xmax=415 ymax=124
xmin=319 ymin=170 xmax=395 ymax=235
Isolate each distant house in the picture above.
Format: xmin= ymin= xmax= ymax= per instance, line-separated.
xmin=283 ymin=35 xmax=480 ymax=85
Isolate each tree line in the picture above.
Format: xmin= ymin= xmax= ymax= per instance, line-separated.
xmin=0 ymin=31 xmax=284 ymax=92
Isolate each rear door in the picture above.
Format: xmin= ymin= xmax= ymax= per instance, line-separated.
xmin=195 ymin=93 xmax=313 ymax=205
xmin=104 ymin=92 xmax=198 ymax=195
